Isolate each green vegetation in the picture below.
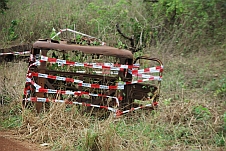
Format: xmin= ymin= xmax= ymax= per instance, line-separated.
xmin=0 ymin=0 xmax=226 ymax=150
xmin=0 ymin=0 xmax=8 ymax=14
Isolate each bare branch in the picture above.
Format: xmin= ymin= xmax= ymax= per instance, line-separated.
xmin=116 ymin=23 xmax=136 ymax=52
xmin=143 ymin=0 xmax=159 ymax=2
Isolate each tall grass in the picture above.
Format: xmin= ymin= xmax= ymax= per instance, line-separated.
xmin=0 ymin=50 xmax=225 ymax=150
xmin=0 ymin=0 xmax=225 ymax=150
xmin=1 ymin=0 xmax=225 ymax=49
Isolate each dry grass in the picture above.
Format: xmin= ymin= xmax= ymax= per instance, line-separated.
xmin=0 ymin=0 xmax=225 ymax=150
xmin=0 ymin=61 xmax=27 ymax=104
xmin=0 ymin=48 xmax=225 ymax=150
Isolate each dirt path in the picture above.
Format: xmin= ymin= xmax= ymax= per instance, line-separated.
xmin=0 ymin=130 xmax=50 ymax=151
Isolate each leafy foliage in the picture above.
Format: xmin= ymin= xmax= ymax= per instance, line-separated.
xmin=0 ymin=0 xmax=225 ymax=50
xmin=145 ymin=0 xmax=226 ymax=51
xmin=214 ymin=78 xmax=226 ymax=98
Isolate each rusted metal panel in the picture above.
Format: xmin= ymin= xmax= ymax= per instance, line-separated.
xmin=35 ymin=49 xmax=47 ymax=113
xmin=33 ymin=41 xmax=133 ymax=59
xmin=23 ymin=37 xmax=163 ymax=116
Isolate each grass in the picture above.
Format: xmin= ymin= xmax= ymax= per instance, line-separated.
xmin=0 ymin=49 xmax=225 ymax=150
xmin=0 ymin=0 xmax=226 ymax=150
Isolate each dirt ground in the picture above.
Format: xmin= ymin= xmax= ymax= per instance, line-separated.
xmin=0 ymin=130 xmax=50 ymax=151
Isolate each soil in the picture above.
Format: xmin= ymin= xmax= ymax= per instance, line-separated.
xmin=0 ymin=130 xmax=50 ymax=151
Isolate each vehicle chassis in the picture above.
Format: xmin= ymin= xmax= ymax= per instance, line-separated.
xmin=23 ymin=38 xmax=163 ymax=116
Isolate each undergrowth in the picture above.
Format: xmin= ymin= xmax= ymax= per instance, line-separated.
xmin=0 ymin=0 xmax=226 ymax=150
xmin=0 ymin=50 xmax=225 ymax=150
xmin=0 ymin=0 xmax=225 ymax=50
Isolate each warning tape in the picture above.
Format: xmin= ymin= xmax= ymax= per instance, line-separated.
xmin=26 ymin=77 xmax=120 ymax=106
xmin=128 ymin=66 xmax=163 ymax=75
xmin=40 ymin=55 xmax=140 ymax=70
xmin=71 ymin=71 xmax=161 ymax=77
xmin=132 ymin=73 xmax=161 ymax=79
xmin=64 ymin=70 xmax=161 ymax=77
xmin=30 ymin=55 xmax=163 ymax=77
xmin=75 ymin=70 xmax=119 ymax=75
xmin=25 ymin=97 xmax=117 ymax=112
xmin=24 ymin=96 xmax=157 ymax=116
xmin=0 ymin=50 xmax=30 ymax=56
xmin=51 ymin=28 xmax=106 ymax=46
xmin=116 ymin=102 xmax=158 ymax=116
xmin=39 ymin=55 xmax=163 ymax=74
xmin=28 ymin=72 xmax=162 ymax=90
xmin=24 ymin=54 xmax=163 ymax=116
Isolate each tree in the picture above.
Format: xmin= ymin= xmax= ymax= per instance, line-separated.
xmin=0 ymin=0 xmax=8 ymax=13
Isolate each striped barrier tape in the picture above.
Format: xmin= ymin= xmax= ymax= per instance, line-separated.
xmin=51 ymin=28 xmax=106 ymax=46
xmin=116 ymin=102 xmax=158 ymax=116
xmin=128 ymin=66 xmax=163 ymax=75
xmin=25 ymin=97 xmax=117 ymax=113
xmin=24 ymin=96 xmax=157 ymax=116
xmin=24 ymin=54 xmax=162 ymax=116
xmin=30 ymin=56 xmax=163 ymax=78
xmin=26 ymin=77 xmax=120 ymax=106
xmin=0 ymin=50 xmax=30 ymax=56
xmin=24 ymin=60 xmax=44 ymax=96
xmin=75 ymin=70 xmax=119 ymax=75
xmin=24 ymin=68 xmax=160 ymax=116
xmin=68 ymin=70 xmax=160 ymax=78
xmin=39 ymin=55 xmax=163 ymax=73
xmin=27 ymin=72 xmax=162 ymax=90
xmin=40 ymin=55 xmax=140 ymax=70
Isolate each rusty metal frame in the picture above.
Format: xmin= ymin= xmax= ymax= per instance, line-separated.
xmin=33 ymin=40 xmax=133 ymax=59
xmin=0 ymin=44 xmax=32 ymax=62
xmin=26 ymin=39 xmax=163 ymax=114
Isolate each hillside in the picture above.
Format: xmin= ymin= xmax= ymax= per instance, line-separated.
xmin=0 ymin=0 xmax=225 ymax=150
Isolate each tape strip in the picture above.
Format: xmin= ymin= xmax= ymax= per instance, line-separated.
xmin=24 ymin=96 xmax=158 ymax=117
xmin=39 ymin=55 xmax=163 ymax=73
xmin=40 ymin=55 xmax=140 ymax=70
xmin=28 ymin=72 xmax=162 ymax=90
xmin=25 ymin=97 xmax=117 ymax=112
xmin=25 ymin=53 xmax=163 ymax=116
xmin=26 ymin=77 xmax=120 ymax=106
xmin=128 ymin=66 xmax=163 ymax=75
xmin=75 ymin=70 xmax=118 ymax=75
xmin=0 ymin=51 xmax=30 ymax=56
xmin=115 ymin=102 xmax=158 ymax=116
xmin=51 ymin=28 xmax=106 ymax=45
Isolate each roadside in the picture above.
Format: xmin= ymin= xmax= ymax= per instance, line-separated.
xmin=0 ymin=129 xmax=50 ymax=151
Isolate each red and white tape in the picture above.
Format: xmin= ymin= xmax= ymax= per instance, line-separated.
xmin=28 ymin=72 xmax=162 ymax=90
xmin=116 ymin=102 xmax=158 ymax=116
xmin=25 ymin=96 xmax=157 ymax=116
xmin=26 ymin=97 xmax=118 ymax=112
xmin=24 ymin=53 xmax=163 ymax=116
xmin=40 ymin=55 xmax=163 ymax=73
xmin=26 ymin=77 xmax=120 ymax=106
xmin=59 ymin=70 xmax=160 ymax=79
xmin=40 ymin=55 xmax=140 ymax=70
xmin=51 ymin=28 xmax=106 ymax=46
xmin=75 ymin=70 xmax=119 ymax=75
xmin=128 ymin=66 xmax=163 ymax=75
xmin=0 ymin=51 xmax=30 ymax=56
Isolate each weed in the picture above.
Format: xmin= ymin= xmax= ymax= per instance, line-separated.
xmin=215 ymin=133 xmax=225 ymax=147
xmin=192 ymin=105 xmax=211 ymax=120
xmin=214 ymin=78 xmax=226 ymax=98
